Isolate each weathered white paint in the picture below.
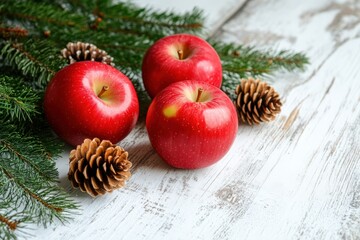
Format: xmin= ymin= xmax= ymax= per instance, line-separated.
xmin=30 ymin=0 xmax=360 ymax=239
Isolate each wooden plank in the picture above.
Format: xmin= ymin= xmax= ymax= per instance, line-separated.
xmin=29 ymin=0 xmax=360 ymax=239
xmin=218 ymin=0 xmax=360 ymax=239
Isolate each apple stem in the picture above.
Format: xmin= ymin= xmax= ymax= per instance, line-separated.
xmin=195 ymin=88 xmax=203 ymax=102
xmin=98 ymin=85 xmax=109 ymax=98
xmin=177 ymin=50 xmax=184 ymax=60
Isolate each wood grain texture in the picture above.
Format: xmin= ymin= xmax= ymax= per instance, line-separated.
xmin=30 ymin=0 xmax=360 ymax=239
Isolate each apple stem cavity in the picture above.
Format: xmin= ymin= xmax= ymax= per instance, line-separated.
xmin=177 ymin=50 xmax=184 ymax=60
xmin=98 ymin=85 xmax=109 ymax=98
xmin=195 ymin=88 xmax=204 ymax=102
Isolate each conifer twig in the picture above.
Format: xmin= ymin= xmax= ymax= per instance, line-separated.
xmin=0 ymin=74 xmax=40 ymax=122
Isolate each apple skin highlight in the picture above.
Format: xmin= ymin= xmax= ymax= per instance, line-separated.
xmin=44 ymin=61 xmax=139 ymax=147
xmin=142 ymin=33 xmax=222 ymax=99
xmin=146 ymin=81 xmax=238 ymax=169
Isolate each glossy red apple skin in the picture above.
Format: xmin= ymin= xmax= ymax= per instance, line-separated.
xmin=44 ymin=61 xmax=139 ymax=147
xmin=142 ymin=33 xmax=222 ymax=98
xmin=146 ymin=81 xmax=238 ymax=169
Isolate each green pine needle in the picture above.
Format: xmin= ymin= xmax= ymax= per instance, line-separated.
xmin=211 ymin=42 xmax=309 ymax=96
xmin=0 ymin=122 xmax=78 ymax=239
xmin=0 ymin=40 xmax=67 ymax=89
xmin=0 ymin=74 xmax=40 ymax=123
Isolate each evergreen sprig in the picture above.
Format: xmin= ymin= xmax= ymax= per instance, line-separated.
xmin=1 ymin=40 xmax=67 ymax=89
xmin=0 ymin=0 xmax=309 ymax=238
xmin=0 ymin=120 xmax=78 ymax=239
xmin=0 ymin=74 xmax=40 ymax=123
xmin=0 ymin=68 xmax=78 ymax=238
xmin=211 ymin=42 xmax=309 ymax=96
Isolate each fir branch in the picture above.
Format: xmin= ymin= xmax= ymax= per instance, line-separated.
xmin=0 ymin=214 xmax=17 ymax=232
xmin=95 ymin=3 xmax=204 ymax=39
xmin=213 ymin=42 xmax=309 ymax=74
xmin=0 ymin=137 xmax=56 ymax=183
xmin=64 ymin=0 xmax=113 ymax=14
xmin=0 ymin=26 xmax=29 ymax=40
xmin=0 ymin=196 xmax=28 ymax=240
xmin=2 ymin=167 xmax=62 ymax=213
xmin=211 ymin=42 xmax=309 ymax=96
xmin=0 ymin=165 xmax=76 ymax=226
xmin=0 ymin=1 xmax=87 ymax=29
xmin=0 ymin=175 xmax=33 ymax=240
xmin=0 ymin=74 xmax=40 ymax=123
xmin=0 ymin=103 xmax=75 ymax=238
xmin=0 ymin=194 xmax=24 ymax=240
xmin=62 ymin=0 xmax=204 ymax=38
xmin=0 ymin=124 xmax=78 ymax=237
xmin=50 ymin=30 xmax=150 ymax=68
xmin=0 ymin=40 xmax=67 ymax=89
xmin=0 ymin=209 xmax=31 ymax=240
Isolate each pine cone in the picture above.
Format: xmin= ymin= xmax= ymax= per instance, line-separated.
xmin=61 ymin=41 xmax=114 ymax=66
xmin=234 ymin=78 xmax=282 ymax=125
xmin=68 ymin=138 xmax=131 ymax=197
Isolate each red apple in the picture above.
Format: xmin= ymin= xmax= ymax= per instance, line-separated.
xmin=146 ymin=80 xmax=238 ymax=169
xmin=142 ymin=33 xmax=222 ymax=98
xmin=44 ymin=61 xmax=139 ymax=146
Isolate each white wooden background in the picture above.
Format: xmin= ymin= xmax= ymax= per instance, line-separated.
xmin=31 ymin=0 xmax=360 ymax=239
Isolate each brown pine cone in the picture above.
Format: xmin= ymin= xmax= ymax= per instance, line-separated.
xmin=68 ymin=138 xmax=131 ymax=197
xmin=61 ymin=41 xmax=114 ymax=66
xmin=234 ymin=78 xmax=282 ymax=125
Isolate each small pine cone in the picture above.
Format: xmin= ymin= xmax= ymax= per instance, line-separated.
xmin=234 ymin=78 xmax=282 ymax=125
xmin=68 ymin=138 xmax=131 ymax=197
xmin=61 ymin=41 xmax=114 ymax=66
